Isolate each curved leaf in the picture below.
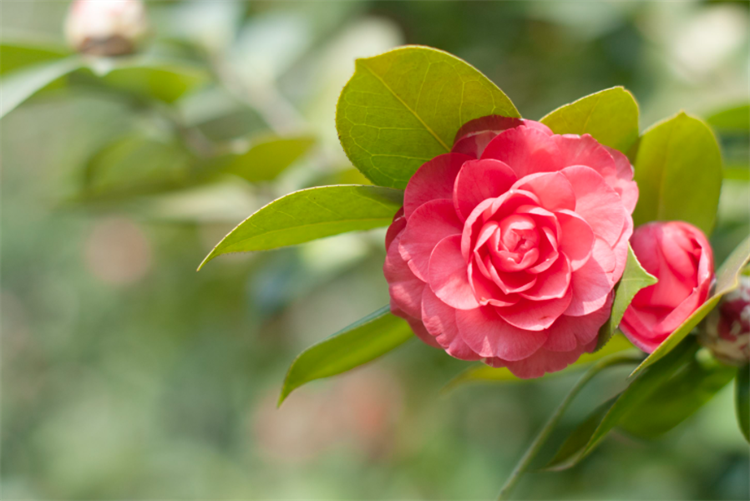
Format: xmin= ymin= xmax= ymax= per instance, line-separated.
xmin=707 ymin=103 xmax=750 ymax=134
xmin=336 ymin=45 xmax=519 ymax=189
xmin=224 ymin=135 xmax=315 ymax=183
xmin=540 ymin=86 xmax=639 ymax=153
xmin=0 ymin=56 xmax=83 ymax=119
xmin=443 ymin=335 xmax=637 ymax=391
xmin=199 ymin=185 xmax=403 ymax=268
xmin=631 ymin=234 xmax=750 ymax=377
xmin=632 ymin=112 xmax=722 ymax=235
xmin=278 ymin=306 xmax=413 ymax=405
xmin=546 ymin=339 xmax=734 ymax=470
xmin=0 ymin=41 xmax=70 ymax=75
xmin=595 ymin=245 xmax=657 ymax=350
xmin=737 ymin=365 xmax=750 ymax=443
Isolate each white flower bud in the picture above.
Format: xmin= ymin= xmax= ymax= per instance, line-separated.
xmin=699 ymin=275 xmax=750 ymax=366
xmin=65 ymin=0 xmax=149 ymax=57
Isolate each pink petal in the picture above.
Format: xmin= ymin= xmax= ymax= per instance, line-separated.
xmin=453 ymin=159 xmax=517 ymax=220
xmin=404 ymin=153 xmax=472 ymax=218
xmin=560 ymin=166 xmax=625 ymax=246
xmin=453 ymin=115 xmax=525 ymax=144
xmin=481 ymin=127 xmax=563 ymax=178
xmin=512 ymin=171 xmax=576 ymax=212
xmin=554 ymin=134 xmax=618 ymax=178
xmin=489 ymin=343 xmax=588 ymax=379
xmin=456 ymin=306 xmax=549 ymax=360
xmin=384 ymin=234 xmax=426 ymax=318
xmin=468 ymin=261 xmax=520 ymax=307
xmin=610 ymin=215 xmax=633 ymax=285
xmin=495 ymin=286 xmax=573 ymax=331
xmin=428 ymin=234 xmax=480 ymax=310
xmin=591 ymin=238 xmax=616 ymax=275
xmin=399 ymin=199 xmax=463 ymax=281
xmin=385 ymin=208 xmax=406 ymax=250
xmin=604 ymin=146 xmax=638 ymax=213
xmin=520 ymin=256 xmax=571 ymax=301
xmin=421 ymin=287 xmax=482 ymax=360
xmin=544 ymin=292 xmax=613 ymax=351
xmin=391 ymin=306 xmax=442 ymax=349
xmin=556 ymin=209 xmax=595 ymax=271
xmin=565 ymin=256 xmax=613 ymax=316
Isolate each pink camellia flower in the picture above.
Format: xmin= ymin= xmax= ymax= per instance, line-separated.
xmin=65 ymin=0 xmax=149 ymax=57
xmin=620 ymin=221 xmax=714 ymax=353
xmin=699 ymin=275 xmax=750 ymax=365
xmin=384 ymin=116 xmax=638 ymax=378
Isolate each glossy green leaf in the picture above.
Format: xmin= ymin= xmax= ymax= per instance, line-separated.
xmin=707 ymin=103 xmax=750 ymax=134
xmin=336 ymin=45 xmax=519 ymax=189
xmin=0 ymin=56 xmax=83 ymax=120
xmin=199 ymin=185 xmax=403 ymax=268
xmin=540 ymin=86 xmax=639 ymax=153
xmin=224 ymin=135 xmax=315 ymax=183
xmin=595 ymin=245 xmax=657 ymax=350
xmin=737 ymin=365 xmax=750 ymax=443
xmin=631 ymin=234 xmax=750 ymax=377
xmin=278 ymin=306 xmax=413 ymax=405
xmin=546 ymin=339 xmax=702 ymax=470
xmin=632 ymin=112 xmax=723 ymax=235
xmin=619 ymin=353 xmax=736 ymax=439
xmin=0 ymin=41 xmax=70 ymax=75
xmin=443 ymin=335 xmax=637 ymax=391
xmin=100 ymin=59 xmax=210 ymax=103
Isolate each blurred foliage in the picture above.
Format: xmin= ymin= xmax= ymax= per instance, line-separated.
xmin=1 ymin=1 xmax=748 ymax=500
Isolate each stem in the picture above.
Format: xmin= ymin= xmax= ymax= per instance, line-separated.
xmin=497 ymin=353 xmax=642 ymax=500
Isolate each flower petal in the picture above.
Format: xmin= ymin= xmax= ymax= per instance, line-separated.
xmin=543 ymin=292 xmax=613 ymax=351
xmin=399 ymin=199 xmax=463 ymax=281
xmin=384 ymin=234 xmax=426 ymax=319
xmin=482 ymin=126 xmax=563 ymax=178
xmin=495 ymin=286 xmax=573 ymax=331
xmin=428 ymin=234 xmax=480 ymax=310
xmin=565 ymin=256 xmax=613 ymax=316
xmin=404 ymin=153 xmax=472 ymax=218
xmin=453 ymin=159 xmax=517 ymax=220
xmin=555 ymin=209 xmax=595 ymax=271
xmin=456 ymin=306 xmax=549 ymax=360
xmin=560 ymin=165 xmax=625 ymax=246
xmin=421 ymin=287 xmax=482 ymax=360
xmin=604 ymin=146 xmax=638 ymax=214
xmin=512 ymin=171 xmax=576 ymax=212
xmin=520 ymin=255 xmax=571 ymax=301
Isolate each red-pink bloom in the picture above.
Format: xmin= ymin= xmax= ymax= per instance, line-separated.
xmin=384 ymin=116 xmax=638 ymax=378
xmin=621 ymin=221 xmax=714 ymax=353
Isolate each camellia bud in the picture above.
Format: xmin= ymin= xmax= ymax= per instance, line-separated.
xmin=699 ymin=275 xmax=750 ymax=366
xmin=65 ymin=0 xmax=149 ymax=57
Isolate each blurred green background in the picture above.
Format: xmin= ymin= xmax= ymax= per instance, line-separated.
xmin=1 ymin=1 xmax=748 ymax=499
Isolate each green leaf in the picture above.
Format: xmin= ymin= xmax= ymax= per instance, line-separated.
xmin=336 ymin=45 xmax=519 ymax=189
xmin=736 ymin=365 xmax=750 ymax=443
xmin=632 ymin=112 xmax=723 ymax=235
xmin=707 ymin=103 xmax=750 ymax=134
xmin=443 ymin=334 xmax=637 ymax=391
xmin=544 ymin=396 xmax=618 ymax=470
xmin=0 ymin=56 xmax=83 ymax=119
xmin=224 ymin=135 xmax=315 ymax=183
xmin=546 ymin=339 xmax=703 ymax=470
xmin=618 ymin=353 xmax=736 ymax=439
xmin=595 ymin=245 xmax=657 ymax=350
xmin=0 ymin=41 xmax=70 ymax=75
xmin=82 ymin=133 xmax=193 ymax=198
xmin=199 ymin=185 xmax=404 ymax=268
xmin=631 ymin=234 xmax=750 ymax=377
xmin=539 ymin=87 xmax=639 ymax=153
xmin=99 ymin=58 xmax=210 ymax=103
xmin=278 ymin=306 xmax=413 ymax=405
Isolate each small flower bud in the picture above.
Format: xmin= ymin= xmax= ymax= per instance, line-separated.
xmin=65 ymin=0 xmax=149 ymax=57
xmin=699 ymin=275 xmax=750 ymax=366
